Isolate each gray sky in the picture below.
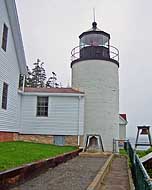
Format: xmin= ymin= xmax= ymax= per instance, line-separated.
xmin=15 ymin=0 xmax=152 ymax=138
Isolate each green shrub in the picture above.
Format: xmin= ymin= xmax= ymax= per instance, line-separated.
xmin=136 ymin=147 xmax=152 ymax=158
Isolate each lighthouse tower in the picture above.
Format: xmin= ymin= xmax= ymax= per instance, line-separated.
xmin=71 ymin=21 xmax=119 ymax=151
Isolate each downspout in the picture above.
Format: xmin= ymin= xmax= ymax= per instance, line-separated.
xmin=77 ymin=96 xmax=81 ymax=146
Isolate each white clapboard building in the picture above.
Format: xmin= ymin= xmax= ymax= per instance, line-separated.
xmin=0 ymin=0 xmax=27 ymax=135
xmin=0 ymin=0 xmax=127 ymax=151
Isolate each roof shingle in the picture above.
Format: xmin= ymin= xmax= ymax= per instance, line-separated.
xmin=22 ymin=87 xmax=84 ymax=94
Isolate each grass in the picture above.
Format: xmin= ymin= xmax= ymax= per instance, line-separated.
xmin=136 ymin=147 xmax=152 ymax=158
xmin=119 ymin=149 xmax=132 ymax=168
xmin=119 ymin=149 xmax=127 ymax=156
xmin=0 ymin=141 xmax=77 ymax=172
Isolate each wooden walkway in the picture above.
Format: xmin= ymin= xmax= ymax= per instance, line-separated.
xmin=101 ymin=156 xmax=130 ymax=190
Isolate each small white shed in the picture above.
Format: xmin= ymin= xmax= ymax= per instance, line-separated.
xmin=119 ymin=114 xmax=128 ymax=139
xmin=18 ymin=87 xmax=84 ymax=146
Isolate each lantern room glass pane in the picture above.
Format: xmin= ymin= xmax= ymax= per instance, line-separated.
xmin=80 ymin=33 xmax=109 ymax=49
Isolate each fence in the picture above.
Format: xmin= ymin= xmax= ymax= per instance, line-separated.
xmin=125 ymin=141 xmax=152 ymax=190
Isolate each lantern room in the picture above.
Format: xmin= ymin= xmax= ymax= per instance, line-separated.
xmin=79 ymin=22 xmax=110 ymax=48
xmin=79 ymin=21 xmax=110 ymax=60
xmin=71 ymin=21 xmax=119 ymax=66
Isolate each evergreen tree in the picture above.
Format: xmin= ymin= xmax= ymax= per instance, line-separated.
xmin=19 ymin=66 xmax=32 ymax=88
xmin=31 ymin=59 xmax=46 ymax=87
xmin=39 ymin=62 xmax=46 ymax=87
xmin=25 ymin=66 xmax=32 ymax=87
xmin=46 ymin=72 xmax=59 ymax=88
xmin=19 ymin=59 xmax=61 ymax=88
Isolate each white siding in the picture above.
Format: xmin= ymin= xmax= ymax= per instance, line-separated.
xmin=119 ymin=124 xmax=126 ymax=139
xmin=0 ymin=0 xmax=21 ymax=132
xmin=20 ymin=95 xmax=84 ymax=136
xmin=72 ymin=60 xmax=119 ymax=151
xmin=119 ymin=116 xmax=127 ymax=139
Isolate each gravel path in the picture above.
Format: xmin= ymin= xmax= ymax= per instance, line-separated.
xmin=11 ymin=156 xmax=108 ymax=190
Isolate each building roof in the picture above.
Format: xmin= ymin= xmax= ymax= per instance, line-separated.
xmin=23 ymin=87 xmax=84 ymax=94
xmin=140 ymin=152 xmax=152 ymax=164
xmin=119 ymin=114 xmax=128 ymax=125
xmin=120 ymin=114 xmax=127 ymax=121
xmin=5 ymin=0 xmax=27 ymax=75
xmin=79 ymin=22 xmax=110 ymax=39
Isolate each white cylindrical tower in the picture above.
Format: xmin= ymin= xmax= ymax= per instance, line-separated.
xmin=71 ymin=22 xmax=119 ymax=151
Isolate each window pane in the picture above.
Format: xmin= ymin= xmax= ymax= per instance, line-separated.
xmin=1 ymin=24 xmax=8 ymax=51
xmin=37 ymin=96 xmax=48 ymax=116
xmin=80 ymin=33 xmax=109 ymax=48
xmin=2 ymin=82 xmax=8 ymax=109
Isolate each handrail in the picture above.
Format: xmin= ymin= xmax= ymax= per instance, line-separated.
xmin=71 ymin=44 xmax=119 ymax=62
xmin=126 ymin=141 xmax=152 ymax=189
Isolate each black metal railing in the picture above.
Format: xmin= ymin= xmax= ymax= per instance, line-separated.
xmin=71 ymin=44 xmax=119 ymax=62
xmin=113 ymin=139 xmax=129 ymax=153
xmin=125 ymin=141 xmax=152 ymax=190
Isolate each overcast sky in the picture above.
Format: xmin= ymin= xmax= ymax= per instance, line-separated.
xmin=15 ymin=0 xmax=152 ymax=138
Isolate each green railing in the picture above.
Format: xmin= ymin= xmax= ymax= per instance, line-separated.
xmin=125 ymin=142 xmax=152 ymax=190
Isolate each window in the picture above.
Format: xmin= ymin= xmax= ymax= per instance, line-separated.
xmin=2 ymin=82 xmax=8 ymax=110
xmin=1 ymin=24 xmax=8 ymax=51
xmin=37 ymin=97 xmax=48 ymax=117
xmin=54 ymin=136 xmax=65 ymax=146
